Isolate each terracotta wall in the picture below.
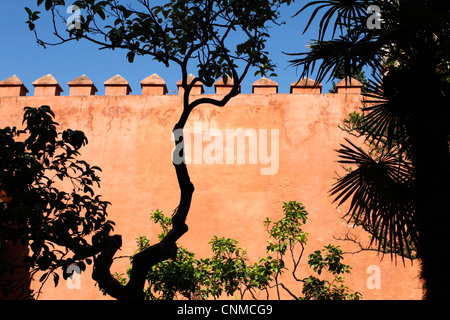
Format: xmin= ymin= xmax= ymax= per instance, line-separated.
xmin=0 ymin=74 xmax=422 ymax=300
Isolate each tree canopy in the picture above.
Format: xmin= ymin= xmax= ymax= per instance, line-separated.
xmin=26 ymin=0 xmax=292 ymax=85
xmin=0 ymin=106 xmax=114 ymax=298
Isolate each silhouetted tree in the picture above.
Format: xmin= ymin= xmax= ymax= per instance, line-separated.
xmin=0 ymin=106 xmax=114 ymax=299
xmin=289 ymin=0 xmax=450 ymax=300
xmin=23 ymin=0 xmax=292 ymax=299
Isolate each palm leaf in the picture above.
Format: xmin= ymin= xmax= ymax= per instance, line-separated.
xmin=287 ymin=27 xmax=382 ymax=84
xmin=330 ymin=139 xmax=418 ymax=261
xmin=360 ymin=73 xmax=413 ymax=156
xmin=294 ymin=0 xmax=367 ymax=41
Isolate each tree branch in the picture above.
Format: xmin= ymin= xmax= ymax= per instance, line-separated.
xmin=27 ymin=0 xmax=283 ymax=300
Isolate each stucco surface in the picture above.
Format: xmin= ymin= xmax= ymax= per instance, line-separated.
xmin=0 ymin=78 xmax=422 ymax=300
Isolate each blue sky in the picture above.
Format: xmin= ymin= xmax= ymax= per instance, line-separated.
xmin=0 ymin=1 xmax=334 ymax=95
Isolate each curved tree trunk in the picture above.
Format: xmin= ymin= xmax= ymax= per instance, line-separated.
xmin=92 ymin=109 xmax=194 ymax=300
xmin=91 ymin=76 xmax=241 ymax=300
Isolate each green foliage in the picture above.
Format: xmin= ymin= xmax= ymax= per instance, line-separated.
xmin=0 ymin=106 xmax=114 ymax=297
xmin=116 ymin=202 xmax=361 ymax=300
xmin=301 ymin=245 xmax=361 ymax=300
xmin=308 ymin=245 xmax=349 ymax=276
xmin=264 ymin=201 xmax=308 ymax=255
xmin=264 ymin=202 xmax=361 ymax=300
xmin=116 ymin=210 xmax=268 ymax=300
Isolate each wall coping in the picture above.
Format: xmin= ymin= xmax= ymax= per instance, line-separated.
xmin=177 ymin=74 xmax=205 ymax=95
xmin=290 ymin=78 xmax=322 ymax=94
xmin=140 ymin=73 xmax=168 ymax=95
xmin=68 ymin=74 xmax=98 ymax=96
xmin=335 ymin=77 xmax=363 ymax=94
xmin=252 ymin=77 xmax=278 ymax=94
xmin=104 ymin=74 xmax=132 ymax=95
xmin=0 ymin=74 xmax=363 ymax=97
xmin=214 ymin=77 xmax=241 ymax=94
xmin=32 ymin=74 xmax=63 ymax=96
xmin=0 ymin=75 xmax=29 ymax=96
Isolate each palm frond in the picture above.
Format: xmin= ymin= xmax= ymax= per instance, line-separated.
xmin=330 ymin=139 xmax=418 ymax=261
xmin=287 ymin=30 xmax=381 ymax=84
xmin=294 ymin=0 xmax=368 ymax=41
xmin=358 ymin=67 xmax=417 ymax=157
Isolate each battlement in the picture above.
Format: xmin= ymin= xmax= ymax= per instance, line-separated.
xmin=0 ymin=74 xmax=363 ymax=97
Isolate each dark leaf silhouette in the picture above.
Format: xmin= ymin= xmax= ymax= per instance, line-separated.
xmin=330 ymin=139 xmax=417 ymax=260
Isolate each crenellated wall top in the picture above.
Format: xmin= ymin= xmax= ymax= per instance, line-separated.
xmin=0 ymin=73 xmax=363 ymax=97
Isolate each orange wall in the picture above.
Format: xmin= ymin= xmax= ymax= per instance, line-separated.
xmin=0 ymin=76 xmax=422 ymax=300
